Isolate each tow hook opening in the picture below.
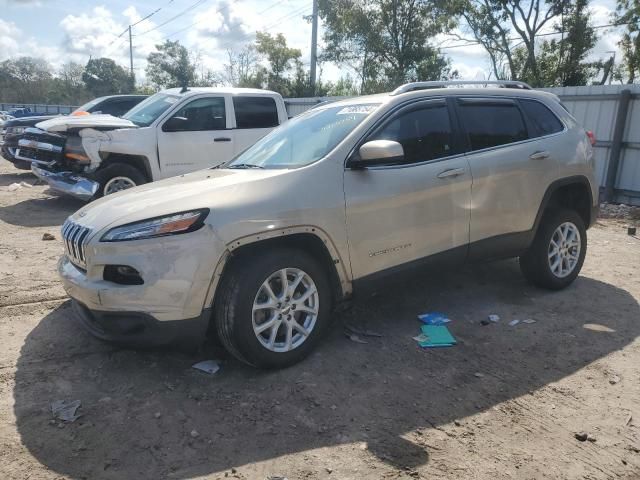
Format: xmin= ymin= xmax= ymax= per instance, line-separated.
xmin=103 ymin=265 xmax=144 ymax=285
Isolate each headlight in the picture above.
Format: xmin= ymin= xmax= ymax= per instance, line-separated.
xmin=9 ymin=127 xmax=25 ymax=135
xmin=101 ymin=209 xmax=209 ymax=242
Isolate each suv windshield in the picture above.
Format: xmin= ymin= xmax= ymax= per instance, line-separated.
xmin=225 ymin=103 xmax=379 ymax=169
xmin=73 ymin=97 xmax=106 ymax=114
xmin=122 ymin=93 xmax=180 ymax=127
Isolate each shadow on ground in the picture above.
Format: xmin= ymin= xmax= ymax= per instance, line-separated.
xmin=0 ymin=168 xmax=34 ymax=187
xmin=13 ymin=261 xmax=640 ymax=479
xmin=0 ymin=196 xmax=83 ymax=227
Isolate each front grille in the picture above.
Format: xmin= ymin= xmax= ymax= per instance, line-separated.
xmin=15 ymin=147 xmax=61 ymax=163
xmin=61 ymin=219 xmax=92 ymax=268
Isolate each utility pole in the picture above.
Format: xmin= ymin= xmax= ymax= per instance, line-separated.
xmin=128 ymin=25 xmax=134 ymax=78
xmin=309 ymin=0 xmax=318 ymax=95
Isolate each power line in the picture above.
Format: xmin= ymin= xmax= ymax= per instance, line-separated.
xmin=138 ymin=0 xmax=211 ymax=35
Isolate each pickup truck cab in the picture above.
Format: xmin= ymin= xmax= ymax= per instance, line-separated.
xmin=29 ymin=88 xmax=288 ymax=200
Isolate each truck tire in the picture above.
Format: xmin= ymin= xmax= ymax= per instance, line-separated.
xmin=520 ymin=208 xmax=587 ymax=290
xmin=94 ymin=163 xmax=147 ymax=198
xmin=214 ymin=248 xmax=333 ymax=369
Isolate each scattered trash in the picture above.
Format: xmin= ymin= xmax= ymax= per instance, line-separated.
xmin=574 ymin=432 xmax=589 ymax=442
xmin=266 ymin=476 xmax=288 ymax=480
xmin=190 ymin=429 xmax=199 ymax=438
xmin=480 ymin=319 xmax=491 ymax=326
xmin=7 ymin=183 xmax=21 ymax=191
xmin=345 ymin=332 xmax=368 ymax=344
xmin=51 ymin=399 xmax=82 ymax=422
xmin=587 ymin=434 xmax=597 ymax=443
xmin=625 ymin=415 xmax=633 ymax=426
xmin=522 ymin=319 xmax=536 ymax=324
xmin=42 ymin=233 xmax=55 ymax=241
xmin=418 ymin=312 xmax=450 ymax=325
xmin=412 ymin=333 xmax=429 ymax=343
xmin=628 ymin=226 xmax=637 ymax=236
xmin=454 ymin=420 xmax=462 ymax=427
xmin=488 ymin=314 xmax=500 ymax=323
xmin=19 ymin=181 xmax=33 ymax=188
xmin=417 ymin=325 xmax=456 ymax=348
xmin=191 ymin=360 xmax=220 ymax=375
xmin=509 ymin=319 xmax=521 ymax=327
xmin=154 ymin=412 xmax=162 ymax=419
xmin=609 ymin=374 xmax=620 ymax=385
xmin=474 ymin=372 xmax=484 ymax=378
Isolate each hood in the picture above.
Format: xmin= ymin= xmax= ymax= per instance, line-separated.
xmin=72 ymin=167 xmax=285 ymax=234
xmin=5 ymin=115 xmax=58 ymax=128
xmin=36 ymin=114 xmax=137 ymax=133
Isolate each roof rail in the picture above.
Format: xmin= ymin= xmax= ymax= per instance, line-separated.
xmin=390 ymin=80 xmax=533 ymax=96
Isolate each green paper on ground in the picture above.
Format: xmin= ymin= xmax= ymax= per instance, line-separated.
xmin=418 ymin=325 xmax=456 ymax=347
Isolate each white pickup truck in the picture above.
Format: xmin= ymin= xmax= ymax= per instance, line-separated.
xmin=28 ymin=87 xmax=288 ymax=200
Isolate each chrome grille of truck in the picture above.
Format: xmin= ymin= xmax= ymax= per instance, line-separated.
xmin=61 ymin=220 xmax=91 ymax=268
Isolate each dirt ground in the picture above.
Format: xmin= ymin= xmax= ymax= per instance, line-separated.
xmin=0 ymin=160 xmax=639 ymax=480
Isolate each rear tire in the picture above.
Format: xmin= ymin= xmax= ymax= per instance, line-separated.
xmin=94 ymin=163 xmax=147 ymax=199
xmin=214 ymin=249 xmax=332 ymax=369
xmin=520 ymin=208 xmax=587 ymax=290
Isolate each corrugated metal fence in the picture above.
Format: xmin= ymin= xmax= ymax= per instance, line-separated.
xmin=286 ymin=85 xmax=640 ymax=206
xmin=0 ymin=103 xmax=77 ymax=114
xmin=5 ymin=86 xmax=638 ymax=205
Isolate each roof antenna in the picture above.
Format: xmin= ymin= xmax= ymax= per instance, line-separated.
xmin=180 ymin=82 xmax=189 ymax=94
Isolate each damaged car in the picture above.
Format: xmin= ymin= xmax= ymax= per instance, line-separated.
xmin=29 ymin=87 xmax=288 ymax=200
xmin=0 ymin=95 xmax=147 ymax=170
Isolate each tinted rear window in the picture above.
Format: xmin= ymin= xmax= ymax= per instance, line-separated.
xmin=459 ymin=101 xmax=527 ymax=151
xmin=233 ymin=96 xmax=279 ymax=129
xmin=520 ymin=99 xmax=564 ymax=137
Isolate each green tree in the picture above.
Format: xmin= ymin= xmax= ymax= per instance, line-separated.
xmin=255 ymin=32 xmax=302 ymax=95
xmin=146 ymin=40 xmax=196 ymax=89
xmin=614 ymin=0 xmax=640 ymax=83
xmin=511 ymin=0 xmax=600 ymax=86
xmin=0 ymin=57 xmax=53 ymax=103
xmin=83 ymin=58 xmax=133 ymax=97
xmin=318 ymin=0 xmax=455 ymax=93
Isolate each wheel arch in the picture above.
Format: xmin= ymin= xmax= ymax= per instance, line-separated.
xmin=204 ymin=227 xmax=352 ymax=312
xmin=100 ymin=154 xmax=153 ymax=183
xmin=534 ymin=176 xmax=596 ymax=233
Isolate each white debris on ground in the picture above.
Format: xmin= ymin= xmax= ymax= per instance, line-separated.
xmin=599 ymin=203 xmax=640 ymax=220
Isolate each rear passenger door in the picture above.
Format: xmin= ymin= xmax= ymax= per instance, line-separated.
xmin=231 ymin=96 xmax=280 ymax=155
xmin=456 ymin=97 xmax=560 ymax=256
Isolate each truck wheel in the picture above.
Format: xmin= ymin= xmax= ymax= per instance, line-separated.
xmin=520 ymin=208 xmax=587 ymax=290
xmin=215 ymin=249 xmax=333 ymax=369
xmin=94 ymin=163 xmax=147 ymax=198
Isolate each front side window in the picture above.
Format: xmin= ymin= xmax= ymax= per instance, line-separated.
xmin=163 ymin=97 xmax=226 ymax=132
xmin=520 ymin=99 xmax=564 ymax=137
xmin=233 ymin=96 xmax=279 ymax=129
xmin=123 ymin=93 xmax=179 ymax=127
xmin=369 ymin=103 xmax=453 ymax=165
xmin=225 ymin=103 xmax=379 ymax=169
xmin=458 ymin=100 xmax=527 ymax=151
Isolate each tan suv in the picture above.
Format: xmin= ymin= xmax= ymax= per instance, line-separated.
xmin=58 ymin=81 xmax=599 ymax=368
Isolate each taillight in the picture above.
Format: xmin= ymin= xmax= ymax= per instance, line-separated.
xmin=586 ymin=130 xmax=596 ymax=146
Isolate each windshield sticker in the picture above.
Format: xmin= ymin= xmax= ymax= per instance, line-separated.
xmin=336 ymin=105 xmax=377 ymax=115
xmin=164 ymin=97 xmax=178 ymax=104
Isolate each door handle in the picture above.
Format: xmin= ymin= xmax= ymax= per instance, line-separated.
xmin=214 ymin=137 xmax=231 ymax=142
xmin=529 ymin=150 xmax=550 ymax=160
xmin=437 ymin=168 xmax=465 ymax=179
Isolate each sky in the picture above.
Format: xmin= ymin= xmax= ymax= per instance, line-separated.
xmin=0 ymin=0 xmax=628 ymax=88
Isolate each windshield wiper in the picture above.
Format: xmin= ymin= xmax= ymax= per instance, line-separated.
xmin=227 ymin=163 xmax=265 ymax=169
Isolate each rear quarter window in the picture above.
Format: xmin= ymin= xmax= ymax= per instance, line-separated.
xmin=233 ymin=96 xmax=279 ymax=129
xmin=520 ymin=99 xmax=564 ymax=138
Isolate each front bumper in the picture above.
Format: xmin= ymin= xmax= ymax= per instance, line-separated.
xmin=72 ymin=300 xmax=210 ymax=349
xmin=31 ymin=164 xmax=98 ymax=201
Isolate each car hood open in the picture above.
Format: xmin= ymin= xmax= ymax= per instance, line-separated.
xmin=36 ymin=114 xmax=137 ymax=132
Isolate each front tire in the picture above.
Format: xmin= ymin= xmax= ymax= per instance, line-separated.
xmin=214 ymin=249 xmax=332 ymax=369
xmin=94 ymin=163 xmax=147 ymax=198
xmin=520 ymin=208 xmax=587 ymax=290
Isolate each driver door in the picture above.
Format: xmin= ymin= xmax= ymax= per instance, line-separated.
xmin=157 ymin=95 xmax=233 ymax=178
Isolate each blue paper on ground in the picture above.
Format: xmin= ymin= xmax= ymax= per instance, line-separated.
xmin=418 ymin=325 xmax=456 ymax=348
xmin=418 ymin=312 xmax=451 ymax=325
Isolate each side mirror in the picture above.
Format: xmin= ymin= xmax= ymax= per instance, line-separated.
xmin=348 ymin=140 xmax=404 ymax=168
xmin=163 ymin=116 xmax=189 ymax=132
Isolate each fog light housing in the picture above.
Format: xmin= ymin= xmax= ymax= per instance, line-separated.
xmin=103 ymin=265 xmax=144 ymax=285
